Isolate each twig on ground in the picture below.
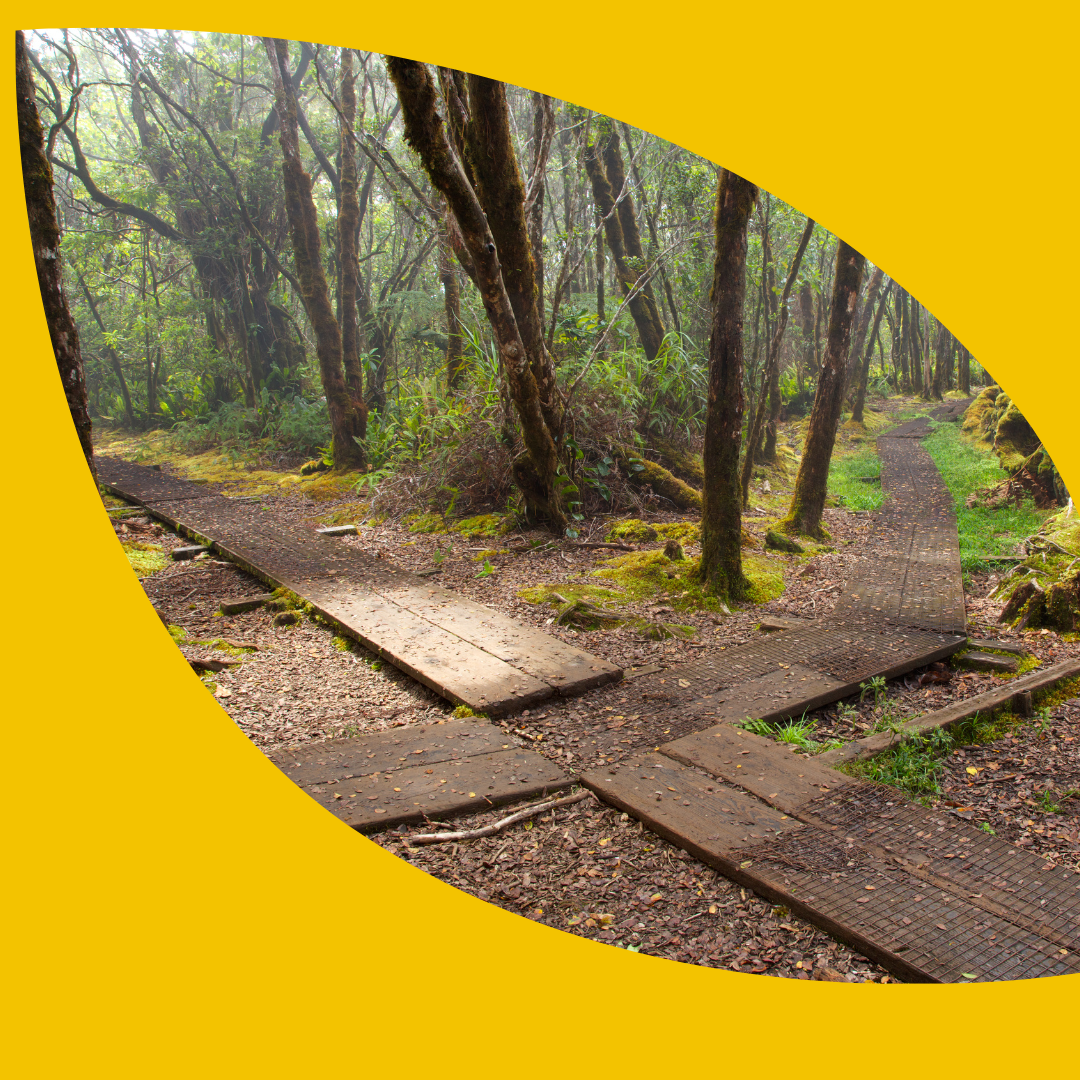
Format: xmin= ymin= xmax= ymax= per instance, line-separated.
xmin=406 ymin=790 xmax=593 ymax=845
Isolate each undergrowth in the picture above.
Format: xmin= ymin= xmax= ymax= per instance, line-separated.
xmin=827 ymin=447 xmax=883 ymax=512
xmin=922 ymin=422 xmax=1048 ymax=572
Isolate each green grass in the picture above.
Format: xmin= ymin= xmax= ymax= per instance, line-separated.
xmin=827 ymin=447 xmax=883 ymax=511
xmin=921 ymin=422 xmax=1048 ymax=572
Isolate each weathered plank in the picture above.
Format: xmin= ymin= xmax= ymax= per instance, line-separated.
xmin=269 ymin=719 xmax=509 ymax=788
xmin=297 ymin=747 xmax=571 ymax=832
xmin=818 ymin=657 xmax=1080 ymax=766
xmin=171 ymin=544 xmax=212 ymax=561
xmin=662 ymin=724 xmax=853 ymax=815
xmin=957 ymin=650 xmax=1019 ymax=674
xmin=580 ymin=753 xmax=1080 ymax=981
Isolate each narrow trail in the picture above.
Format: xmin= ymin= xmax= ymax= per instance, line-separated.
xmin=99 ymin=404 xmax=1080 ymax=979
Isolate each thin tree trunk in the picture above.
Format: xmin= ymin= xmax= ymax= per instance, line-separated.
xmin=797 ymin=281 xmax=814 ymax=392
xmin=583 ymin=132 xmax=665 ymax=360
xmin=264 ymin=38 xmax=364 ymax=469
xmin=740 ymin=216 xmax=814 ymax=505
xmin=338 ymin=48 xmax=368 ymax=438
xmin=698 ymin=170 xmax=758 ymax=601
xmin=441 ymin=214 xmax=464 ymax=391
xmin=595 ymin=209 xmax=606 ymax=324
xmin=18 ymin=31 xmax=95 ymax=481
xmin=851 ymin=277 xmax=890 ymax=423
xmin=780 ymin=241 xmax=866 ymax=538
xmin=845 ymin=266 xmax=884 ymax=401
xmin=387 ymin=57 xmax=565 ymax=528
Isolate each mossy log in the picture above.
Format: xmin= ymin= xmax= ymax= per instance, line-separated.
xmin=652 ymin=437 xmax=705 ymax=488
xmin=765 ymin=529 xmax=805 ymax=554
xmin=614 ymin=446 xmax=702 ymax=511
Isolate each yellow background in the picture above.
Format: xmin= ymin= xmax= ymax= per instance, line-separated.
xmin=5 ymin=3 xmax=1077 ymax=1074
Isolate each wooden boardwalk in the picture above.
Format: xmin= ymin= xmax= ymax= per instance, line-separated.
xmin=583 ymin=415 xmax=1080 ymax=981
xmin=98 ymin=457 xmax=619 ymax=715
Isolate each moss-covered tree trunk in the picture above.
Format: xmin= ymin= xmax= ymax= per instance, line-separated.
xmin=797 ymin=282 xmax=815 ymax=391
xmin=583 ymin=134 xmax=665 ymax=361
xmin=18 ymin=31 xmax=96 ymax=483
xmin=931 ymin=317 xmax=947 ymax=400
xmin=851 ymin=276 xmax=890 ymax=423
xmin=337 ymin=48 xmax=368 ymax=440
xmin=264 ymin=39 xmax=365 ymax=470
xmin=740 ymin=216 xmax=814 ymax=505
xmin=464 ymin=77 xmax=563 ymax=442
xmin=386 ymin=57 xmax=566 ymax=529
xmin=698 ymin=169 xmax=758 ymax=601
xmin=779 ymin=240 xmax=866 ymax=538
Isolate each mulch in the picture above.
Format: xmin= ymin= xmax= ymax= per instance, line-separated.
xmin=111 ymin=399 xmax=1080 ymax=981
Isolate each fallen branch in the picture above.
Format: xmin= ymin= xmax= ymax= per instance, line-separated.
xmin=405 ymin=789 xmax=593 ymax=845
xmin=570 ymin=541 xmax=635 ymax=552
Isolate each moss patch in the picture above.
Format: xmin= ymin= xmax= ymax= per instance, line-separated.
xmin=606 ymin=518 xmax=659 ymax=542
xmin=407 ymin=511 xmax=449 ymax=535
xmin=123 ymin=541 xmax=169 ymax=575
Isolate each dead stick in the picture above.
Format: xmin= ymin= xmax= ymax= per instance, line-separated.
xmin=406 ymin=790 xmax=592 ymax=845
xmin=570 ymin=541 xmax=635 ymax=552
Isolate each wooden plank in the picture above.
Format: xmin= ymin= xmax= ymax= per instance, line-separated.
xmin=375 ymin=581 xmax=622 ymax=694
xmin=582 ymin=753 xmax=1080 ymax=982
xmin=299 ymin=580 xmax=554 ymax=714
xmin=957 ymin=651 xmax=1018 ymax=674
xmin=269 ymin=719 xmax=510 ymax=788
xmin=171 ymin=544 xmax=212 ymax=560
xmin=967 ymin=637 xmax=1031 ymax=656
xmin=661 ymin=724 xmax=854 ymax=816
xmin=818 ymin=657 xmax=1080 ymax=767
xmin=300 ymin=747 xmax=571 ymax=832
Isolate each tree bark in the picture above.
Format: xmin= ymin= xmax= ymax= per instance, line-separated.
xmin=780 ymin=241 xmax=866 ymax=538
xmin=464 ymin=76 xmax=563 ymax=441
xmin=386 ymin=57 xmax=566 ymax=528
xmin=337 ymin=48 xmax=368 ymax=438
xmin=264 ymin=38 xmax=364 ymax=469
xmin=845 ymin=266 xmax=884 ymax=400
xmin=698 ymin=170 xmax=758 ymax=601
xmin=851 ymin=276 xmax=890 ymax=423
xmin=440 ymin=213 xmax=465 ymax=391
xmin=583 ymin=130 xmax=665 ymax=361
xmin=739 ymin=216 xmax=814 ymax=506
xmin=18 ymin=31 xmax=95 ymax=482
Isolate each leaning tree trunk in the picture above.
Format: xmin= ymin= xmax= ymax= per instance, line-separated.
xmin=583 ymin=133 xmax=665 ymax=361
xmin=464 ymin=76 xmax=563 ymax=442
xmin=779 ymin=240 xmax=866 ymax=539
xmin=17 ymin=31 xmax=95 ymax=483
xmin=740 ymin=216 xmax=814 ymax=506
xmin=386 ymin=57 xmax=566 ymax=529
xmin=698 ymin=170 xmax=758 ymax=601
xmin=264 ymin=38 xmax=365 ymax=469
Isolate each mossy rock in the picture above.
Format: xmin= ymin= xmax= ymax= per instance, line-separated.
xmin=961 ymin=385 xmax=1001 ymax=442
xmin=606 ymin=518 xmax=659 ymax=542
xmin=993 ymin=399 xmax=1041 ymax=472
xmin=300 ymin=458 xmax=330 ymax=476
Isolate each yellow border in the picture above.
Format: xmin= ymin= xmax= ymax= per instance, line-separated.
xmin=5 ymin=4 xmax=1077 ymax=1075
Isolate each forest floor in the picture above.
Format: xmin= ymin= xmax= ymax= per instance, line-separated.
xmin=98 ymin=393 xmax=1080 ymax=982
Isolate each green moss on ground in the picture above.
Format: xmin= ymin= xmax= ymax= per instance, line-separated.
xmin=123 ymin=541 xmax=169 ymax=575
xmin=922 ymin=420 xmax=1048 ymax=572
xmin=827 ymin=446 xmax=883 ymax=512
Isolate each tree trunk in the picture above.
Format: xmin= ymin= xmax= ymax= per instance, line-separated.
xmin=264 ymin=39 xmax=365 ymax=470
xmin=797 ymin=281 xmax=814 ymax=392
xmin=595 ymin=209 xmax=606 ymax=324
xmin=583 ymin=131 xmax=665 ymax=361
xmin=387 ymin=57 xmax=566 ymax=529
xmin=740 ymin=216 xmax=814 ymax=506
xmin=18 ymin=31 xmax=96 ymax=482
xmin=464 ymin=76 xmax=563 ymax=442
xmin=441 ymin=214 xmax=465 ymax=391
xmin=77 ymin=272 xmax=135 ymax=427
xmin=338 ymin=48 xmax=368 ymax=438
xmin=698 ymin=170 xmax=758 ymax=601
xmin=845 ymin=266 xmax=884 ymax=401
xmin=780 ymin=241 xmax=866 ymax=538
xmin=851 ymin=277 xmax=890 ymax=423
xmin=931 ymin=317 xmax=947 ymax=400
